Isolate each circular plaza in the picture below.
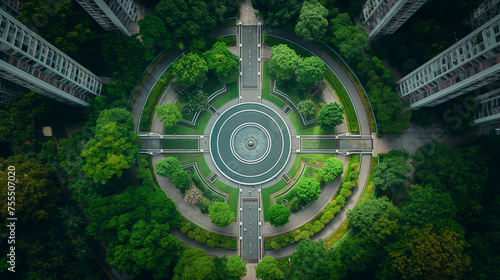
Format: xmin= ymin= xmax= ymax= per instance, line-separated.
xmin=210 ymin=103 xmax=291 ymax=185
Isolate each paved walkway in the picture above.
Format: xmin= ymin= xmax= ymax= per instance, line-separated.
xmin=239 ymin=0 xmax=260 ymax=25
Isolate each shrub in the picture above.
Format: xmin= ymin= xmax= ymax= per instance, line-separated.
xmin=350 ymin=171 xmax=359 ymax=181
xmin=350 ymin=163 xmax=359 ymax=170
xmin=340 ymin=188 xmax=352 ymax=198
xmin=207 ymin=240 xmax=215 ymax=247
xmin=336 ymin=195 xmax=346 ymax=207
xmin=188 ymin=231 xmax=197 ymax=239
xmin=321 ymin=211 xmax=334 ymax=224
xmin=313 ymin=220 xmax=324 ymax=233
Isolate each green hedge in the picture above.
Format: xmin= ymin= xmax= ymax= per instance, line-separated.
xmin=180 ymin=220 xmax=237 ymax=249
xmin=324 ymin=68 xmax=358 ymax=132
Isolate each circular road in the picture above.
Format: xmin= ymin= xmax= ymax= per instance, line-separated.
xmin=210 ymin=103 xmax=291 ymax=185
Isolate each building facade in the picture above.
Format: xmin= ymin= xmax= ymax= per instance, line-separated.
xmin=0 ymin=8 xmax=102 ymax=107
xmin=397 ymin=14 xmax=500 ymax=114
xmin=76 ymin=0 xmax=138 ymax=36
xmin=0 ymin=0 xmax=20 ymax=18
xmin=361 ymin=0 xmax=428 ymax=40
xmin=0 ymin=76 xmax=27 ymax=106
xmin=474 ymin=87 xmax=500 ymax=125
xmin=470 ymin=0 xmax=500 ymax=29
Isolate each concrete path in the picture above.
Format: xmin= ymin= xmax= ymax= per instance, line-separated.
xmin=239 ymin=0 xmax=260 ymax=25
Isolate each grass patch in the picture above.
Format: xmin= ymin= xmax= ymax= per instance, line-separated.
xmin=161 ymin=139 xmax=198 ymax=149
xmin=301 ymin=139 xmax=337 ymax=149
xmin=139 ymin=69 xmax=173 ymax=132
xmin=324 ymin=221 xmax=351 ymax=249
xmin=263 ymin=35 xmax=313 ymax=58
xmin=262 ymin=61 xmax=286 ymax=107
xmin=212 ymin=81 xmax=239 ymax=108
xmin=324 ymin=68 xmax=358 ymax=133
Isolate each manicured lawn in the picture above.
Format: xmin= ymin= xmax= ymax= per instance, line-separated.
xmin=261 ymin=180 xmax=287 ymax=221
xmin=212 ymin=81 xmax=238 ymax=108
xmin=262 ymin=61 xmax=287 ymax=107
xmin=325 ymin=69 xmax=359 ymax=133
xmin=276 ymin=79 xmax=323 ymax=119
xmin=161 ymin=139 xmax=198 ymax=149
xmin=301 ymin=139 xmax=337 ymax=149
xmin=165 ymin=111 xmax=210 ymax=135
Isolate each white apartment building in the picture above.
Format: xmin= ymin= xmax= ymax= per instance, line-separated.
xmin=0 ymin=8 xmax=102 ymax=107
xmin=76 ymin=0 xmax=138 ymax=36
xmin=470 ymin=0 xmax=500 ymax=29
xmin=0 ymin=76 xmax=26 ymax=106
xmin=361 ymin=0 xmax=428 ymax=40
xmin=397 ymin=14 xmax=500 ymax=113
xmin=0 ymin=0 xmax=20 ymax=18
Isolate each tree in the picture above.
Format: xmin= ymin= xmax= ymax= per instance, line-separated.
xmin=0 ymin=155 xmax=59 ymax=223
xmin=256 ymin=256 xmax=284 ymax=280
xmin=295 ymin=177 xmax=321 ymax=205
xmin=172 ymin=52 xmax=209 ymax=87
xmin=138 ymin=15 xmax=172 ymax=49
xmin=156 ymin=103 xmax=182 ymax=127
xmin=320 ymin=157 xmax=344 ymax=182
xmin=382 ymin=226 xmax=471 ymax=279
xmin=203 ymin=41 xmax=240 ymax=84
xmin=401 ymin=185 xmax=457 ymax=229
xmin=171 ymin=169 xmax=191 ymax=191
xmin=295 ymin=0 xmax=328 ymax=42
xmin=86 ymin=186 xmax=183 ymax=279
xmin=209 ymin=202 xmax=236 ymax=227
xmin=81 ymin=109 xmax=140 ymax=185
xmin=226 ymin=255 xmax=247 ymax=278
xmin=296 ymin=56 xmax=325 ymax=89
xmin=155 ymin=156 xmax=182 ymax=177
xmin=269 ymin=44 xmax=301 ymax=83
xmin=286 ymin=239 xmax=332 ymax=280
xmin=251 ymin=0 xmax=303 ymax=27
xmin=318 ymin=102 xmax=344 ymax=130
xmin=298 ymin=99 xmax=316 ymax=117
xmin=328 ymin=13 xmax=368 ymax=62
xmin=268 ymin=204 xmax=291 ymax=227
xmin=347 ymin=197 xmax=397 ymax=233
xmin=373 ymin=156 xmax=411 ymax=196
xmin=173 ymin=247 xmax=216 ymax=280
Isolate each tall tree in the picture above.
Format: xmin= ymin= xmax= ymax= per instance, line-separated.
xmin=320 ymin=157 xmax=344 ymax=182
xmin=173 ymin=247 xmax=217 ymax=280
xmin=373 ymin=156 xmax=411 ymax=196
xmin=203 ymin=42 xmax=240 ymax=84
xmin=172 ymin=53 xmax=209 ymax=87
xmin=286 ymin=239 xmax=332 ymax=280
xmin=81 ymin=109 xmax=140 ymax=185
xmin=155 ymin=156 xmax=182 ymax=177
xmin=269 ymin=44 xmax=301 ymax=83
xmin=156 ymin=102 xmax=182 ymax=128
xmin=268 ymin=204 xmax=291 ymax=227
xmin=295 ymin=177 xmax=321 ymax=205
xmin=138 ymin=15 xmax=173 ymax=50
xmin=255 ymin=256 xmax=284 ymax=280
xmin=252 ymin=0 xmax=303 ymax=27
xmin=318 ymin=102 xmax=344 ymax=131
xmin=296 ymin=56 xmax=326 ymax=89
xmin=347 ymin=197 xmax=397 ymax=233
xmin=208 ymin=202 xmax=236 ymax=227
xmin=86 ymin=186 xmax=183 ymax=279
xmin=295 ymin=0 xmax=329 ymax=42
xmin=226 ymin=255 xmax=247 ymax=278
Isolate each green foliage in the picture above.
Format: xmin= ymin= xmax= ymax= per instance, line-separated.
xmin=295 ymin=0 xmax=329 ymax=42
xmin=81 ymin=109 xmax=140 ymax=185
xmin=180 ymin=221 xmax=237 ymax=248
xmin=381 ymin=226 xmax=471 ymax=279
xmin=172 ymin=53 xmax=209 ymax=87
xmin=138 ymin=14 xmax=172 ymax=49
xmin=188 ymin=90 xmax=209 ymax=111
xmin=320 ymin=157 xmax=344 ymax=182
xmin=328 ymin=12 xmax=367 ymax=62
xmin=203 ymin=42 xmax=240 ymax=84
xmin=401 ymin=185 xmax=458 ymax=229
xmin=373 ymin=156 xmax=411 ymax=196
xmin=86 ymin=186 xmax=183 ymax=278
xmin=269 ymin=44 xmax=301 ymax=83
xmin=268 ymin=204 xmax=291 ymax=227
xmin=155 ymin=156 xmax=182 ymax=177
xmin=296 ymin=56 xmax=326 ymax=89
xmin=318 ymin=102 xmax=344 ymax=130
xmin=256 ymin=256 xmax=284 ymax=280
xmin=171 ymin=169 xmax=191 ymax=191
xmin=226 ymin=255 xmax=247 ymax=278
xmin=297 ymin=99 xmax=316 ymax=117
xmin=173 ymin=247 xmax=216 ymax=280
xmin=156 ymin=102 xmax=182 ymax=128
xmin=286 ymin=239 xmax=332 ymax=280
xmin=295 ymin=177 xmax=321 ymax=205
xmin=208 ymin=202 xmax=236 ymax=227
xmin=0 ymin=155 xmax=59 ymax=223
xmin=251 ymin=0 xmax=303 ymax=27
xmin=347 ymin=197 xmax=397 ymax=233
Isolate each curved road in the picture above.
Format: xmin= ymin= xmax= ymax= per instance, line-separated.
xmin=130 ymin=27 xmax=374 ymax=258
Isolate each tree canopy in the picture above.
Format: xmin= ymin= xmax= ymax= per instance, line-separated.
xmin=347 ymin=197 xmax=397 ymax=233
xmin=268 ymin=204 xmax=291 ymax=227
xmin=295 ymin=177 xmax=321 ymax=205
xmin=156 ymin=103 xmax=182 ymax=128
xmin=298 ymin=99 xmax=316 ymax=117
xmin=286 ymin=239 xmax=332 ymax=280
xmin=269 ymin=44 xmax=301 ymax=83
xmin=318 ymin=102 xmax=344 ymax=130
xmin=295 ymin=0 xmax=329 ymax=42
xmin=296 ymin=56 xmax=326 ymax=89
xmin=209 ymin=202 xmax=236 ymax=227
xmin=81 ymin=109 xmax=140 ymax=185
xmin=173 ymin=247 xmax=217 ymax=280
xmin=172 ymin=52 xmax=209 ymax=88
xmin=226 ymin=255 xmax=247 ymax=278
xmin=256 ymin=256 xmax=284 ymax=280
xmin=320 ymin=157 xmax=344 ymax=182
xmin=203 ymin=42 xmax=240 ymax=84
xmin=251 ymin=0 xmax=304 ymax=27
xmin=373 ymin=155 xmax=411 ymax=196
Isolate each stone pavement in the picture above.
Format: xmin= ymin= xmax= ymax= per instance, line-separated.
xmin=239 ymin=0 xmax=260 ymax=25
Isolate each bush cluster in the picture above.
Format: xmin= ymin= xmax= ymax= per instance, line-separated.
xmin=180 ymin=221 xmax=237 ymax=248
